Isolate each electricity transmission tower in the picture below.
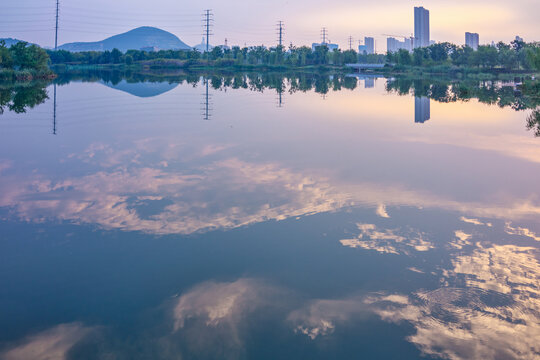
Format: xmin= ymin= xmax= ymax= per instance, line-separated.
xmin=55 ymin=0 xmax=59 ymax=50
xmin=348 ymin=36 xmax=353 ymax=50
xmin=321 ymin=27 xmax=328 ymax=43
xmin=202 ymin=9 xmax=214 ymax=59
xmin=276 ymin=21 xmax=284 ymax=47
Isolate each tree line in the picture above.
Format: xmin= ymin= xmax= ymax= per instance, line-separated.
xmin=45 ymin=40 xmax=540 ymax=72
xmin=46 ymin=45 xmax=385 ymax=67
xmin=386 ymin=39 xmax=540 ymax=71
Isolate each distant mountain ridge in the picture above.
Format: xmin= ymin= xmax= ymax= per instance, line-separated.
xmin=59 ymin=27 xmax=191 ymax=52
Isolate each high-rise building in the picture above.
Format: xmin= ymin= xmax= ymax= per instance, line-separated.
xmin=465 ymin=32 xmax=479 ymax=50
xmin=387 ymin=37 xmax=412 ymax=53
xmin=414 ymin=6 xmax=430 ymax=48
xmin=364 ymin=37 xmax=375 ymax=54
xmin=358 ymin=37 xmax=375 ymax=54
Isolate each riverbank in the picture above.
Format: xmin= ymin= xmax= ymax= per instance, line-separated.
xmin=50 ymin=61 xmax=540 ymax=81
xmin=0 ymin=68 xmax=57 ymax=82
xmin=50 ymin=61 xmax=350 ymax=74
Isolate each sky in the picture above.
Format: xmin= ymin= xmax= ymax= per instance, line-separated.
xmin=2 ymin=0 xmax=539 ymax=52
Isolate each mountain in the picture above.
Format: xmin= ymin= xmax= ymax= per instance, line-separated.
xmin=59 ymin=27 xmax=191 ymax=52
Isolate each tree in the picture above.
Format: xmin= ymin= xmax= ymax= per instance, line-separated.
xmin=413 ymin=47 xmax=429 ymax=66
xmin=111 ymin=48 xmax=122 ymax=64
xmin=526 ymin=46 xmax=540 ymax=71
xmin=428 ymin=42 xmax=452 ymax=62
xmin=9 ymin=42 xmax=49 ymax=70
xmin=0 ymin=40 xmax=13 ymax=69
xmin=210 ymin=46 xmax=223 ymax=60
xmin=397 ymin=49 xmax=411 ymax=65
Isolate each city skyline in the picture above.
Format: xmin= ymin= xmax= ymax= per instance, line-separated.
xmin=1 ymin=0 xmax=539 ymax=52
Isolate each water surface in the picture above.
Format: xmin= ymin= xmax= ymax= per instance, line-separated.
xmin=0 ymin=73 xmax=539 ymax=359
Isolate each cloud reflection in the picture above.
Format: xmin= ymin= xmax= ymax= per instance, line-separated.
xmin=2 ymin=136 xmax=540 ymax=235
xmin=1 ymin=323 xmax=94 ymax=360
xmin=340 ymin=223 xmax=433 ymax=255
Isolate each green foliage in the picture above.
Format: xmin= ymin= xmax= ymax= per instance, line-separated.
xmin=0 ymin=40 xmax=14 ymax=69
xmin=526 ymin=47 xmax=540 ymax=71
xmin=9 ymin=42 xmax=49 ymax=70
xmin=43 ymin=39 xmax=540 ymax=73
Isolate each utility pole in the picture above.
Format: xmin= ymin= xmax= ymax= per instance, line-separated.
xmin=55 ymin=0 xmax=59 ymax=50
xmin=321 ymin=27 xmax=328 ymax=44
xmin=276 ymin=21 xmax=284 ymax=47
xmin=348 ymin=36 xmax=353 ymax=50
xmin=203 ymin=9 xmax=213 ymax=60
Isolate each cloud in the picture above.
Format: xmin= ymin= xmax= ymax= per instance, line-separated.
xmin=340 ymin=223 xmax=433 ymax=255
xmin=1 ymin=323 xmax=94 ymax=360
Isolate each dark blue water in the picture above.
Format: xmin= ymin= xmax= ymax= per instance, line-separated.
xmin=0 ymin=74 xmax=538 ymax=359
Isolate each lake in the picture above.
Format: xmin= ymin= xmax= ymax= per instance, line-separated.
xmin=0 ymin=72 xmax=539 ymax=359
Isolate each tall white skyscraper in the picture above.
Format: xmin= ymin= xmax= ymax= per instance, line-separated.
xmin=465 ymin=32 xmax=479 ymax=50
xmin=364 ymin=37 xmax=375 ymax=54
xmin=414 ymin=6 xmax=430 ymax=48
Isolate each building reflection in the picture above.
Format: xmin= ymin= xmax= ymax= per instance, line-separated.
xmin=364 ymin=77 xmax=375 ymax=88
xmin=415 ymin=96 xmax=430 ymax=123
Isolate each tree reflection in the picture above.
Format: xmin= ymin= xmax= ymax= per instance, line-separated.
xmin=0 ymin=83 xmax=48 ymax=114
xmin=526 ymin=108 xmax=540 ymax=137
